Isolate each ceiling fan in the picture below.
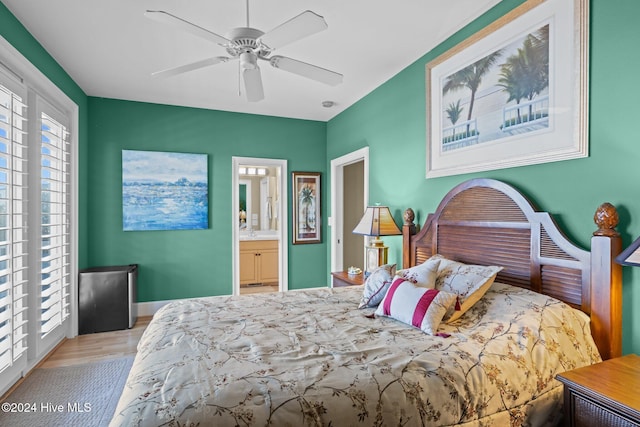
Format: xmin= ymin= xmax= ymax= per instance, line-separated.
xmin=145 ymin=0 xmax=343 ymax=102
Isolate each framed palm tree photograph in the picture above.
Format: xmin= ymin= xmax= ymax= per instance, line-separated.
xmin=292 ymin=171 xmax=321 ymax=244
xmin=426 ymin=0 xmax=588 ymax=178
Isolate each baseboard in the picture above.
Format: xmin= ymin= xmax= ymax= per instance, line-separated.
xmin=135 ymin=299 xmax=174 ymax=317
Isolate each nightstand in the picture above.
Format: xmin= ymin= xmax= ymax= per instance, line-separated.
xmin=331 ymin=271 xmax=365 ymax=287
xmin=556 ymin=354 xmax=640 ymax=426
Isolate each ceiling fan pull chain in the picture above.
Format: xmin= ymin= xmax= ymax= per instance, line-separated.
xmin=238 ymin=62 xmax=242 ymax=97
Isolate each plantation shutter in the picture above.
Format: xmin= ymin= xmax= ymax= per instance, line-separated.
xmin=0 ymin=38 xmax=77 ymax=396
xmin=38 ymin=108 xmax=70 ymax=338
xmin=0 ymin=78 xmax=29 ymax=372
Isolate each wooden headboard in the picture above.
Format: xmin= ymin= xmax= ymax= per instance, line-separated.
xmin=402 ymin=179 xmax=622 ymax=360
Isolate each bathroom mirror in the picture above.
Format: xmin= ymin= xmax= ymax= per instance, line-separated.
xmin=238 ymin=167 xmax=279 ymax=232
xmin=238 ymin=179 xmax=251 ymax=229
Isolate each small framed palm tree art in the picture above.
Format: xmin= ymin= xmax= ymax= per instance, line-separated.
xmin=292 ymin=171 xmax=321 ymax=244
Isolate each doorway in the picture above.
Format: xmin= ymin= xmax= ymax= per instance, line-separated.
xmin=342 ymin=161 xmax=365 ymax=270
xmin=330 ymin=147 xmax=369 ymax=273
xmin=232 ymin=157 xmax=288 ymax=295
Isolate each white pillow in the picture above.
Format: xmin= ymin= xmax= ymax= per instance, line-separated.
xmin=431 ymin=254 xmax=503 ymax=323
xmin=375 ymin=277 xmax=457 ymax=335
xmin=395 ymin=257 xmax=441 ymax=288
xmin=358 ymin=264 xmax=396 ymax=309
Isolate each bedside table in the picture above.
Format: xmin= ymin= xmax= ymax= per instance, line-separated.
xmin=556 ymin=354 xmax=640 ymax=426
xmin=331 ymin=271 xmax=365 ymax=287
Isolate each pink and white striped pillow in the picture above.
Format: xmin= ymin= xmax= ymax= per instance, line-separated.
xmin=374 ymin=277 xmax=457 ymax=335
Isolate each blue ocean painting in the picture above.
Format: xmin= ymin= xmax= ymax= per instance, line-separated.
xmin=122 ymin=150 xmax=208 ymax=231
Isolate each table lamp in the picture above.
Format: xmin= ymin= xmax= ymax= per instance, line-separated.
xmin=352 ymin=205 xmax=401 ymax=275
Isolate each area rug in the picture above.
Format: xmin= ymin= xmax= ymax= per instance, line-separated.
xmin=0 ymin=356 xmax=134 ymax=427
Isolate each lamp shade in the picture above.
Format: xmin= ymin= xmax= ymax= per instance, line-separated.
xmin=616 ymin=235 xmax=640 ymax=267
xmin=352 ymin=206 xmax=401 ymax=237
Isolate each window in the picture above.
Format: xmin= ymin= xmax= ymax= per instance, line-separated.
xmin=0 ymin=35 xmax=78 ymax=395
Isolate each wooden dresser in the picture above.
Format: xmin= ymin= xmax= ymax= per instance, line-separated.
xmin=556 ymin=354 xmax=640 ymax=426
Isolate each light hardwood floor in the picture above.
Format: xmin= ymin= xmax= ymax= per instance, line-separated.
xmin=1 ymin=317 xmax=152 ymax=401
xmin=39 ymin=316 xmax=152 ymax=369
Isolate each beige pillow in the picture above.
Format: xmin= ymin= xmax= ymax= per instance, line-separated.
xmin=431 ymin=254 xmax=503 ymax=322
xmin=395 ymin=257 xmax=441 ymax=288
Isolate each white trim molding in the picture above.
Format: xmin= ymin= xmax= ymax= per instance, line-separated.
xmin=330 ymin=147 xmax=369 ymax=274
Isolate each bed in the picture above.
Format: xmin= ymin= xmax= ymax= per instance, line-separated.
xmin=109 ymin=178 xmax=622 ymax=427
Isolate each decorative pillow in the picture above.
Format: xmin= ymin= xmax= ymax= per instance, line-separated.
xmin=395 ymin=257 xmax=441 ymax=288
xmin=374 ymin=277 xmax=457 ymax=335
xmin=358 ymin=264 xmax=397 ymax=308
xmin=431 ymin=254 xmax=503 ymax=323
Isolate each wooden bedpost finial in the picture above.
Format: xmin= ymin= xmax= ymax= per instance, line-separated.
xmin=403 ymin=208 xmax=416 ymax=235
xmin=593 ymin=202 xmax=620 ymax=237
xmin=402 ymin=208 xmax=416 ymax=269
xmin=403 ymin=208 xmax=415 ymax=226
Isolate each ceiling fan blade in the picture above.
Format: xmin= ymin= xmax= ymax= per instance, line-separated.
xmin=243 ymin=67 xmax=264 ymax=102
xmin=259 ymin=10 xmax=328 ymax=50
xmin=151 ymin=56 xmax=230 ymax=79
xmin=269 ymin=56 xmax=343 ymax=86
xmin=145 ymin=10 xmax=231 ymax=47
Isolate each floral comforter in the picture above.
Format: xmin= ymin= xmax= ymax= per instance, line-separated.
xmin=110 ymin=283 xmax=601 ymax=427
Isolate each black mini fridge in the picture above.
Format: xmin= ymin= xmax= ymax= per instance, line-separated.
xmin=78 ymin=264 xmax=138 ymax=334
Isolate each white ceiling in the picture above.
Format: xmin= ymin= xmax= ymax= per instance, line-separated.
xmin=3 ymin=0 xmax=501 ymax=121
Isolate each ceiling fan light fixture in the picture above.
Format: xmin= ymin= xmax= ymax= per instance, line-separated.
xmin=240 ymin=51 xmax=257 ymax=70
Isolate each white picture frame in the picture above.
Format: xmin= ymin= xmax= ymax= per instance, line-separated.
xmin=426 ymin=0 xmax=588 ymax=178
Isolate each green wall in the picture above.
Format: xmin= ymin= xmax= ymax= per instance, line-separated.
xmin=327 ymin=0 xmax=640 ymax=355
xmin=87 ymin=98 xmax=328 ymax=301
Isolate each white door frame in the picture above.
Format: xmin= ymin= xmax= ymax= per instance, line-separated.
xmin=330 ymin=147 xmax=369 ymax=273
xmin=232 ymin=157 xmax=288 ymax=295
